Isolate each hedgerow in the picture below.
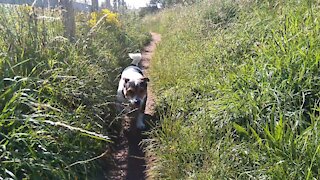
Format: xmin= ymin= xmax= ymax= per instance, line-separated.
xmin=0 ymin=5 xmax=149 ymax=179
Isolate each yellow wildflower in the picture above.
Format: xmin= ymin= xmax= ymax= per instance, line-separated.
xmin=88 ymin=9 xmax=121 ymax=28
xmin=89 ymin=12 xmax=98 ymax=27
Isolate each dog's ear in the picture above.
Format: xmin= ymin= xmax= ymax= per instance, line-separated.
xmin=141 ymin=77 xmax=149 ymax=82
xmin=123 ymin=78 xmax=130 ymax=83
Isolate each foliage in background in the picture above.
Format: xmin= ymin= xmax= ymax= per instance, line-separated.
xmin=143 ymin=0 xmax=320 ymax=179
xmin=139 ymin=5 xmax=160 ymax=18
xmin=0 ymin=4 xmax=149 ymax=179
xmin=149 ymin=0 xmax=202 ymax=8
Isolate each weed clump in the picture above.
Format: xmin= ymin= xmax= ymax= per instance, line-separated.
xmin=203 ymin=1 xmax=238 ymax=30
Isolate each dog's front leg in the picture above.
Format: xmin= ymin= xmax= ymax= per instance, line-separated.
xmin=116 ymin=101 xmax=124 ymax=114
xmin=116 ymin=91 xmax=126 ymax=114
xmin=136 ymin=112 xmax=145 ymax=129
xmin=136 ymin=96 xmax=147 ymax=129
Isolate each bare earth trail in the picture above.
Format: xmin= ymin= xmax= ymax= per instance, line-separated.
xmin=108 ymin=33 xmax=161 ymax=180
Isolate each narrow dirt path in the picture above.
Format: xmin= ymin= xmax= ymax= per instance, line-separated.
xmin=108 ymin=32 xmax=161 ymax=180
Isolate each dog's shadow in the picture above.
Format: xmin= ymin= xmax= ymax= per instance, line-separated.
xmin=124 ymin=113 xmax=158 ymax=180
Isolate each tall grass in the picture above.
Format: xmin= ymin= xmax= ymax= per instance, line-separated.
xmin=0 ymin=5 xmax=149 ymax=179
xmin=143 ymin=0 xmax=320 ymax=179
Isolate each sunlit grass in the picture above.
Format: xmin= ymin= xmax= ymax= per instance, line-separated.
xmin=143 ymin=0 xmax=320 ymax=179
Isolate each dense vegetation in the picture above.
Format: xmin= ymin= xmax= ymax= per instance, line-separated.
xmin=143 ymin=0 xmax=320 ymax=179
xmin=0 ymin=6 xmax=149 ymax=179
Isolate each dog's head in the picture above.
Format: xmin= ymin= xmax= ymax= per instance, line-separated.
xmin=122 ymin=77 xmax=149 ymax=108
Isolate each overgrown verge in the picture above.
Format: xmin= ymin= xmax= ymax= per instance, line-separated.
xmin=0 ymin=6 xmax=149 ymax=179
xmin=143 ymin=0 xmax=320 ymax=179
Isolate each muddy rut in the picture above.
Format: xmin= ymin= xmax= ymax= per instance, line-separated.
xmin=108 ymin=33 xmax=161 ymax=180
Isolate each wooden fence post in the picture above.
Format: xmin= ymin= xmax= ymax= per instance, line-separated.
xmin=91 ymin=0 xmax=99 ymax=12
xmin=105 ymin=0 xmax=111 ymax=9
xmin=60 ymin=0 xmax=76 ymax=42
xmin=113 ymin=0 xmax=118 ymax=11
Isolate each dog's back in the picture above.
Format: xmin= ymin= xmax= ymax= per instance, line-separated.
xmin=121 ymin=53 xmax=144 ymax=80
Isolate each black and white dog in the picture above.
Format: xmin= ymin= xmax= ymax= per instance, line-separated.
xmin=116 ymin=53 xmax=149 ymax=129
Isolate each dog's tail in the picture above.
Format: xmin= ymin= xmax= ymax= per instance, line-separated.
xmin=129 ymin=53 xmax=142 ymax=66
